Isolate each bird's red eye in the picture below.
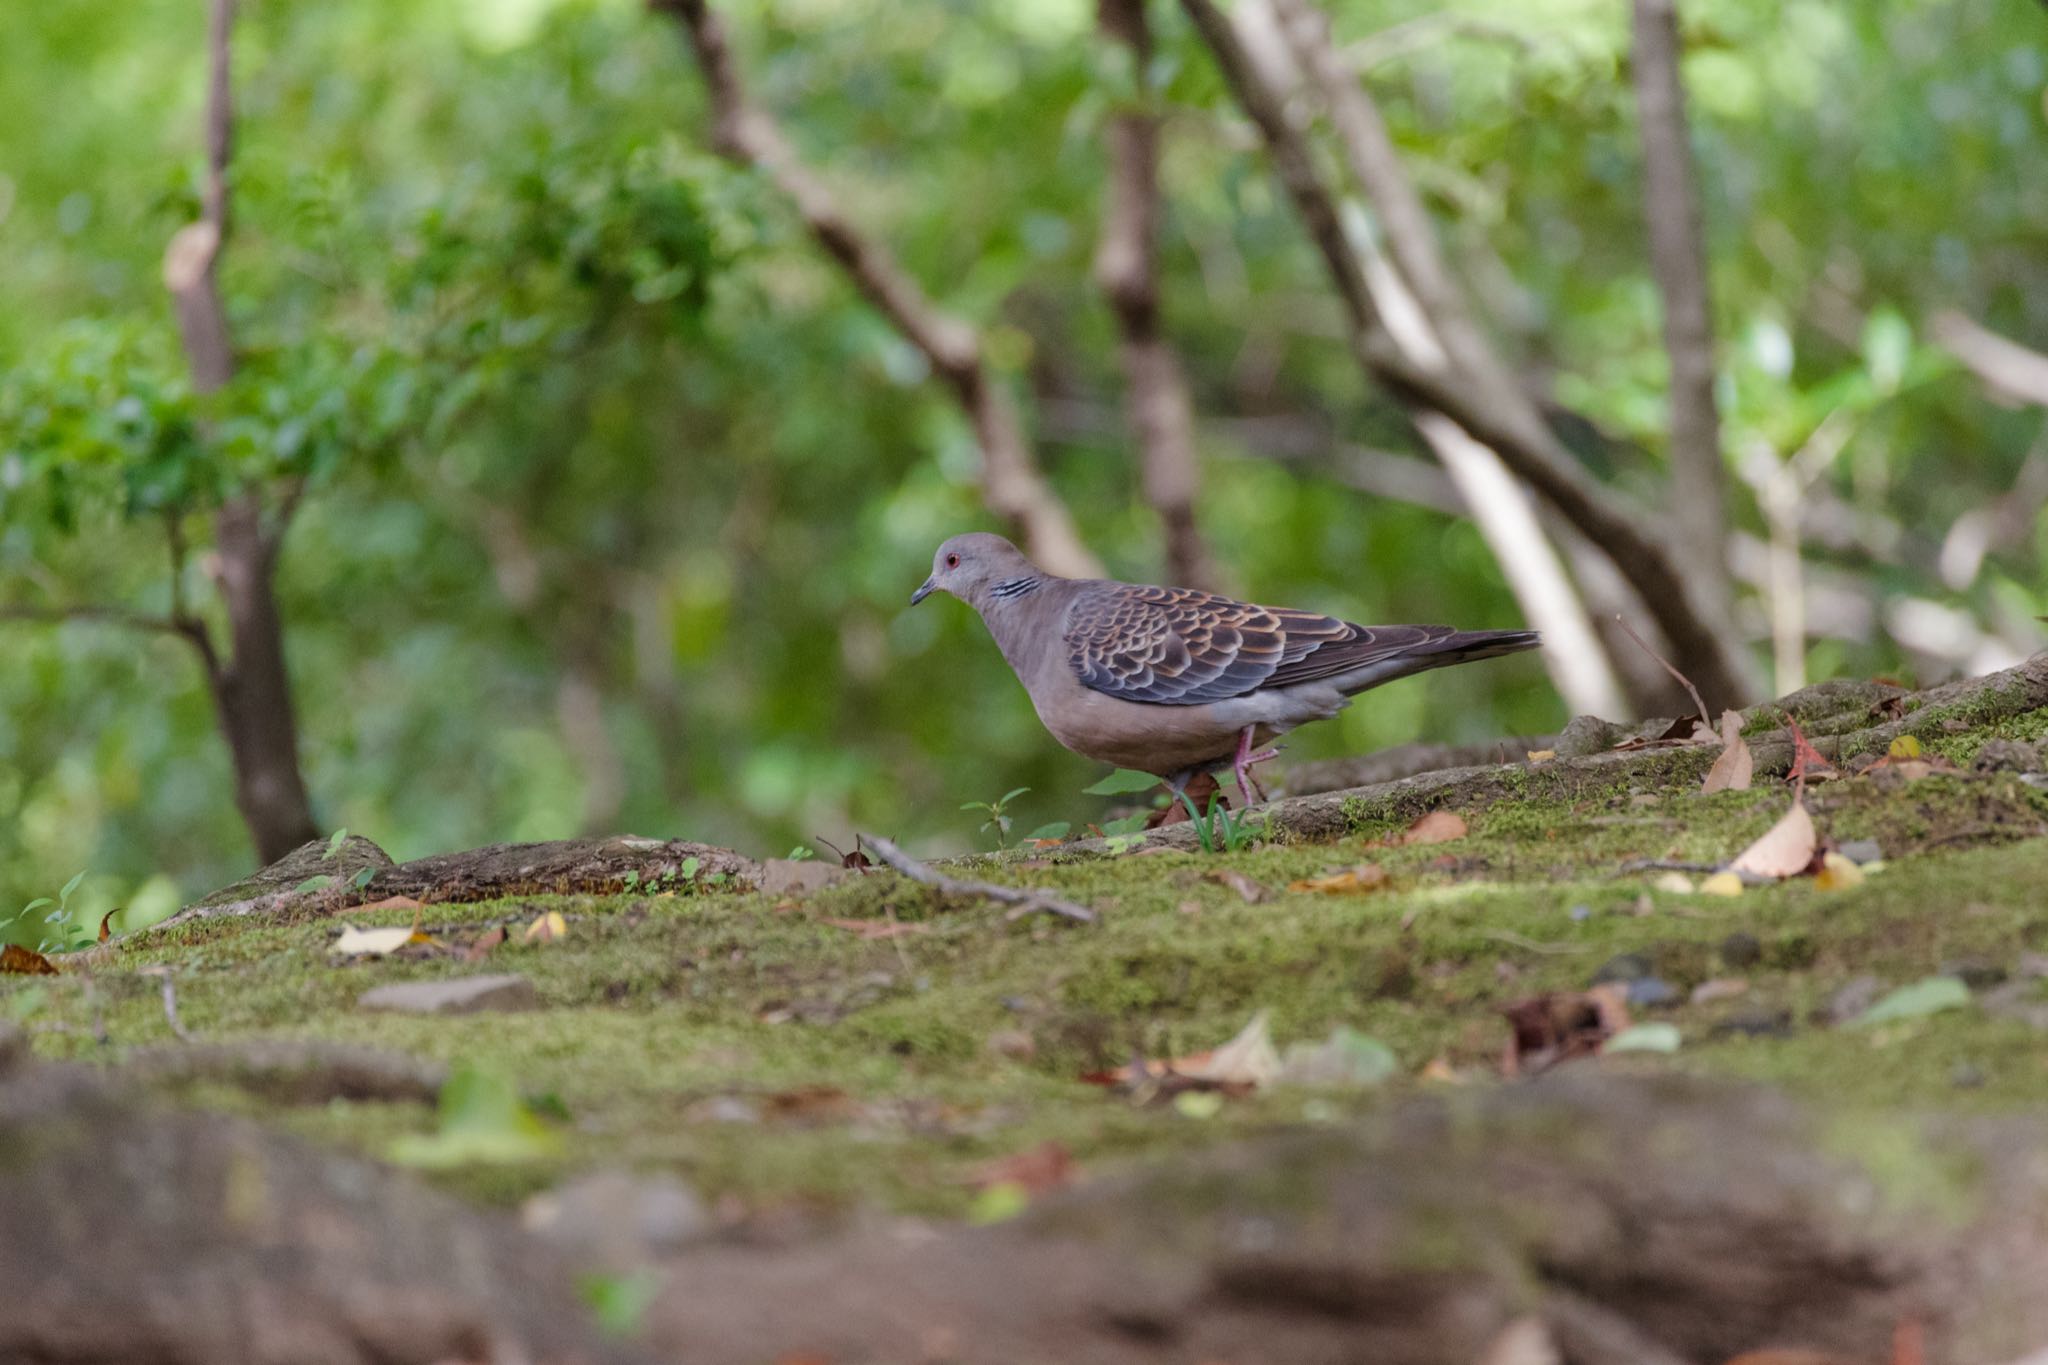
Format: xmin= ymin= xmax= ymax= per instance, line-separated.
xmin=945 ymin=554 xmax=960 ymax=568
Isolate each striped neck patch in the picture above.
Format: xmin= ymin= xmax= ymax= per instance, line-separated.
xmin=989 ymin=576 xmax=1042 ymax=600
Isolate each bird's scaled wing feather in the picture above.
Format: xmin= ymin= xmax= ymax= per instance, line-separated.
xmin=1064 ymin=583 xmax=1448 ymax=706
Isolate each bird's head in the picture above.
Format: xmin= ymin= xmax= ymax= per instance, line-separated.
xmin=911 ymin=532 xmax=1039 ymax=610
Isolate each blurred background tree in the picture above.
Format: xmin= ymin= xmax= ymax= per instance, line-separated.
xmin=2 ymin=0 xmax=2043 ymax=936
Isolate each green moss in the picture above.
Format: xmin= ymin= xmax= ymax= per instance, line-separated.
xmin=9 ymin=729 xmax=2048 ymax=1222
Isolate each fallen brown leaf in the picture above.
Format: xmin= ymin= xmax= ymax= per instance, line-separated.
xmin=1728 ymin=797 xmax=1820 ymax=880
xmin=1288 ymin=863 xmax=1389 ymax=895
xmin=1398 ymin=810 xmax=1469 ymax=846
xmin=967 ymin=1140 xmax=1075 ymax=1196
xmin=820 ymin=917 xmax=929 ymax=940
xmin=0 ymin=944 xmax=58 ymax=975
xmin=761 ymin=1086 xmax=858 ymax=1125
xmin=1525 ymin=748 xmax=1557 ymax=763
xmin=1081 ymin=1012 xmax=1280 ymax=1094
xmin=1202 ymin=868 xmax=1267 ymax=903
xmin=355 ymin=895 xmax=425 ymax=914
xmin=1500 ymin=984 xmax=1630 ymax=1078
xmin=460 ymin=925 xmax=508 ymax=962
xmin=1784 ymin=713 xmax=1839 ymax=783
xmin=1702 ymin=709 xmax=1755 ymax=794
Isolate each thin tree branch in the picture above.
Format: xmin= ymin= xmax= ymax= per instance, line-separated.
xmin=1095 ymin=0 xmax=1218 ymax=590
xmin=162 ymin=0 xmax=236 ymax=394
xmin=1932 ymin=310 xmax=2048 ymax=408
xmin=653 ymin=0 xmax=1099 ymax=577
xmin=1631 ymin=0 xmax=1731 ymax=621
xmin=1180 ymin=0 xmax=1758 ymax=710
xmin=164 ymin=511 xmax=224 ymax=685
xmin=860 ymin=836 xmax=1096 ymax=924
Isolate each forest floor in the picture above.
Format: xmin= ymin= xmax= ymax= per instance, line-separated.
xmin=6 ymin=657 xmax=2048 ymax=1363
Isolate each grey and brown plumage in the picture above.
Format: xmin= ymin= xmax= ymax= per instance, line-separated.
xmin=911 ymin=533 xmax=1541 ymax=802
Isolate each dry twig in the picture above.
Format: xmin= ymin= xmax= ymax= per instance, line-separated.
xmin=860 ymin=835 xmax=1096 ymax=924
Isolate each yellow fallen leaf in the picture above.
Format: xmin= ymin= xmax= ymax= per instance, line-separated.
xmin=1888 ymin=734 xmax=1923 ymax=759
xmin=330 ymin=925 xmax=422 ymax=956
xmin=1701 ymin=709 xmax=1754 ymax=794
xmin=1728 ymin=797 xmax=1818 ymax=880
xmin=1652 ymin=871 xmax=1695 ymax=894
xmin=1288 ymin=864 xmax=1389 ymax=895
xmin=522 ymin=910 xmax=568 ymax=944
xmin=1699 ymin=872 xmax=1744 ymax=897
xmin=1814 ymin=852 xmax=1865 ymax=891
xmin=1526 ymin=749 xmax=1556 ymax=764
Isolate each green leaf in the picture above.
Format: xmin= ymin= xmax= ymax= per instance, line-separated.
xmin=578 ymin=1271 xmax=661 ymax=1339
xmin=348 ymin=866 xmax=377 ymax=890
xmin=324 ymin=828 xmax=349 ymax=859
xmin=678 ymin=855 xmax=700 ymax=881
xmin=1084 ymin=769 xmax=1162 ymax=796
xmin=294 ymin=875 xmax=336 ymax=893
xmin=999 ymin=787 xmax=1031 ymax=804
xmin=387 ymin=1063 xmax=561 ymax=1168
xmin=1604 ymin=1023 xmax=1682 ymax=1054
xmin=1024 ymin=822 xmax=1070 ymax=842
xmin=58 ymin=871 xmax=85 ymax=905
xmin=786 ymin=845 xmax=816 ymax=861
xmin=1102 ymin=833 xmax=1147 ymax=855
xmin=1852 ymin=976 xmax=1972 ymax=1027
xmin=19 ymin=899 xmax=53 ymax=917
xmin=1098 ymin=814 xmax=1150 ymax=836
xmin=1174 ymin=1090 xmax=1224 ymax=1119
xmin=966 ymin=1181 xmax=1030 ymax=1225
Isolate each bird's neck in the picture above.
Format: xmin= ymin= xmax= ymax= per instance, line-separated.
xmin=976 ymin=577 xmax=1066 ymax=682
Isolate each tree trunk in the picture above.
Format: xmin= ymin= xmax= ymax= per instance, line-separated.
xmin=209 ymin=496 xmax=319 ymax=864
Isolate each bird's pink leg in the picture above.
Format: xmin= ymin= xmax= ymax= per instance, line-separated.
xmin=1232 ymin=726 xmax=1282 ymax=806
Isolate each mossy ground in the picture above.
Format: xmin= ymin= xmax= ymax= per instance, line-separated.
xmin=8 ymin=756 xmax=2048 ymax=1220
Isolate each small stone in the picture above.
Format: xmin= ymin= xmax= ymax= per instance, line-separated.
xmin=1826 ymin=974 xmax=1884 ymax=1025
xmin=1590 ymin=952 xmax=1653 ymax=985
xmin=1718 ymin=932 xmax=1763 ymax=969
xmin=1950 ymin=1063 xmax=1987 ymax=1089
xmin=757 ymin=859 xmax=846 ymax=897
xmin=1973 ymin=739 xmax=2042 ymax=773
xmin=1625 ymin=977 xmax=1679 ymax=1009
xmin=1568 ymin=904 xmax=1591 ymax=922
xmin=1941 ymin=958 xmax=2008 ymax=991
xmin=356 ymin=974 xmax=538 ymax=1015
xmin=523 ymin=1171 xmax=710 ymax=1270
xmin=1710 ymin=1008 xmax=1794 ymax=1039
xmin=1836 ymin=839 xmax=1883 ymax=866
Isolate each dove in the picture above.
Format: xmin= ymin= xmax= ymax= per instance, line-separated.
xmin=910 ymin=533 xmax=1541 ymax=804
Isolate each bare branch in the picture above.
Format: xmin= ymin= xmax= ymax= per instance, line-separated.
xmin=1180 ymin=0 xmax=1759 ymax=710
xmin=860 ymin=836 xmax=1096 ymax=924
xmin=1932 ymin=310 xmax=2048 ymax=408
xmin=1631 ymin=0 xmax=1730 ymax=619
xmin=1095 ymin=0 xmax=1219 ymax=590
xmin=163 ymin=0 xmax=237 ymax=394
xmin=654 ymin=0 xmax=1099 ymax=577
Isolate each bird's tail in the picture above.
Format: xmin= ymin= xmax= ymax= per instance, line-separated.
xmin=1336 ymin=628 xmax=1542 ymax=697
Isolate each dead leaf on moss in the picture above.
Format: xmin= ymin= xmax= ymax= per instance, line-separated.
xmin=967 ymin=1140 xmax=1075 ymax=1196
xmin=0 ymin=944 xmax=58 ymax=975
xmin=1784 ymin=713 xmax=1840 ymax=783
xmin=1288 ymin=864 xmax=1389 ymax=895
xmin=820 ymin=917 xmax=929 ymax=940
xmin=522 ymin=910 xmax=568 ymax=944
xmin=1202 ymin=868 xmax=1267 ymax=903
xmin=460 ymin=925 xmax=508 ymax=961
xmin=1814 ymin=852 xmax=1865 ymax=891
xmin=1702 ymin=709 xmax=1755 ymax=793
xmin=355 ymin=895 xmax=425 ymax=915
xmin=1399 ymin=810 xmax=1469 ymax=846
xmin=1526 ymin=748 xmax=1556 ymax=763
xmin=1081 ymin=1011 xmax=1281 ymax=1094
xmin=1728 ymin=797 xmax=1820 ymax=880
xmin=330 ymin=925 xmax=428 ymax=957
xmin=1500 ymin=984 xmax=1630 ymax=1077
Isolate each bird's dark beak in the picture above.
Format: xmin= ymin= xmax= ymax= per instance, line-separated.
xmin=910 ymin=576 xmax=936 ymax=606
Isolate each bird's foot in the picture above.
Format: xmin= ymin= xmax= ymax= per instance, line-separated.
xmin=1231 ymin=728 xmax=1283 ymax=807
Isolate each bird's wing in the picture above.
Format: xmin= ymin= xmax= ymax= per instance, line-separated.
xmin=1063 ymin=583 xmax=1454 ymax=706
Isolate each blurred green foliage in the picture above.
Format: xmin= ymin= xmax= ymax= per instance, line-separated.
xmin=2 ymin=0 xmax=2044 ymax=929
